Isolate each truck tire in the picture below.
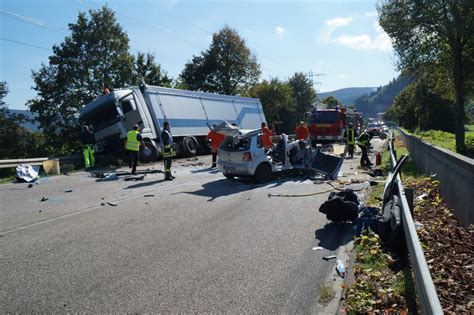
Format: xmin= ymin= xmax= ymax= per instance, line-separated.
xmin=182 ymin=137 xmax=198 ymax=157
xmin=224 ymin=173 xmax=235 ymax=179
xmin=254 ymin=163 xmax=272 ymax=183
xmin=140 ymin=141 xmax=157 ymax=162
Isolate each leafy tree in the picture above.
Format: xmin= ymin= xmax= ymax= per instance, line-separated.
xmin=378 ymin=0 xmax=474 ymax=152
xmin=28 ymin=6 xmax=169 ymax=154
xmin=388 ymin=78 xmax=455 ymax=132
xmin=0 ymin=82 xmax=47 ymax=162
xmin=246 ymin=79 xmax=295 ymax=133
xmin=132 ymin=52 xmax=172 ymax=87
xmin=180 ymin=26 xmax=261 ymax=95
xmin=288 ymin=72 xmax=316 ymax=123
xmin=321 ymin=96 xmax=340 ymax=109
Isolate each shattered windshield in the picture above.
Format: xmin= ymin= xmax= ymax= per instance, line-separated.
xmin=220 ymin=135 xmax=251 ymax=151
xmin=81 ymin=99 xmax=120 ymax=130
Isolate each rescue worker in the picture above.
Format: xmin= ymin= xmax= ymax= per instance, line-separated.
xmin=126 ymin=124 xmax=145 ymax=175
xmin=261 ymin=122 xmax=273 ymax=149
xmin=357 ymin=129 xmax=373 ymax=168
xmin=343 ymin=123 xmax=358 ymax=158
xmin=207 ymin=124 xmax=225 ymax=168
xmin=81 ymin=125 xmax=95 ymax=170
xmin=161 ymin=121 xmax=176 ymax=180
xmin=295 ymin=121 xmax=309 ymax=140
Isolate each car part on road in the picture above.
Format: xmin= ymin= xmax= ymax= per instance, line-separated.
xmin=40 ymin=197 xmax=48 ymax=202
xmin=323 ymin=255 xmax=337 ymax=260
xmin=16 ymin=164 xmax=39 ymax=183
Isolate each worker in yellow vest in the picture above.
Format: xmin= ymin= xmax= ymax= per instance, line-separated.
xmin=81 ymin=125 xmax=95 ymax=170
xmin=126 ymin=124 xmax=146 ymax=175
xmin=343 ymin=123 xmax=358 ymax=158
xmin=161 ymin=121 xmax=176 ymax=180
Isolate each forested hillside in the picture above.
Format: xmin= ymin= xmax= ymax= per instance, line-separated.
xmin=352 ymin=76 xmax=411 ymax=118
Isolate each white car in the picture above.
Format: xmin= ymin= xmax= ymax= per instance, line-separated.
xmin=216 ymin=125 xmax=343 ymax=182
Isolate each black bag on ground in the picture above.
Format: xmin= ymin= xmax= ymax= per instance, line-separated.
xmin=378 ymin=195 xmax=406 ymax=252
xmin=319 ymin=190 xmax=359 ymax=223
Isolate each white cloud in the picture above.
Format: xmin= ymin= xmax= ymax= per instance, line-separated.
xmin=331 ymin=22 xmax=392 ymax=52
xmin=326 ymin=17 xmax=352 ymax=27
xmin=365 ymin=11 xmax=378 ymax=17
xmin=275 ymin=26 xmax=285 ymax=35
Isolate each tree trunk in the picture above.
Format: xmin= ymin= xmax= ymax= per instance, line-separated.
xmin=453 ymin=42 xmax=466 ymax=153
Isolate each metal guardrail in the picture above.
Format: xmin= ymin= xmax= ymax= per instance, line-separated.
xmin=0 ymin=156 xmax=82 ymax=169
xmin=387 ymin=132 xmax=443 ymax=314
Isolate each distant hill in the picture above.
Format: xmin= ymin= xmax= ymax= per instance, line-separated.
xmin=352 ymin=76 xmax=412 ymax=119
xmin=319 ymin=87 xmax=377 ymax=105
xmin=6 ymin=109 xmax=40 ymax=131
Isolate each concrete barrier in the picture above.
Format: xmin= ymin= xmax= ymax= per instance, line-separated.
xmin=397 ymin=128 xmax=474 ymax=227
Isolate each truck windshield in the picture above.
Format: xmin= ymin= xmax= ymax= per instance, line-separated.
xmin=81 ymin=100 xmax=120 ymax=131
xmin=312 ymin=111 xmax=340 ymax=124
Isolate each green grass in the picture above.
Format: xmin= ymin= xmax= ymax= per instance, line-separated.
xmin=391 ymin=271 xmax=415 ymax=298
xmin=402 ymin=127 xmax=474 ymax=157
xmin=319 ymin=284 xmax=335 ymax=305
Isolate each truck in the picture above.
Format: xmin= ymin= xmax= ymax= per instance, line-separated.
xmin=79 ymin=84 xmax=267 ymax=161
xmin=308 ymin=106 xmax=346 ymax=144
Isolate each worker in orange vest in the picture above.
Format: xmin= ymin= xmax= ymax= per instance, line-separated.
xmin=207 ymin=124 xmax=226 ymax=168
xmin=261 ymin=122 xmax=273 ymax=149
xmin=295 ymin=121 xmax=309 ymax=140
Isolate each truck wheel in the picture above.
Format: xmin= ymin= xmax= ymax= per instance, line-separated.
xmin=254 ymin=163 xmax=272 ymax=183
xmin=182 ymin=137 xmax=198 ymax=157
xmin=224 ymin=173 xmax=235 ymax=179
xmin=140 ymin=141 xmax=157 ymax=162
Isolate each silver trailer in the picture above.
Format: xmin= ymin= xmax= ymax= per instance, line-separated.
xmin=79 ymin=84 xmax=267 ymax=161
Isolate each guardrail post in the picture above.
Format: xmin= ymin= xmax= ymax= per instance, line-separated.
xmin=405 ymin=187 xmax=414 ymax=215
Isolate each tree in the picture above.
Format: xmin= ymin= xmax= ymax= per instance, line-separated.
xmin=0 ymin=82 xmax=47 ymax=161
xmin=132 ymin=52 xmax=172 ymax=87
xmin=246 ymin=79 xmax=295 ymax=133
xmin=321 ymin=96 xmax=340 ymax=109
xmin=180 ymin=26 xmax=261 ymax=95
xmin=288 ymin=72 xmax=316 ymax=123
xmin=378 ymin=0 xmax=474 ymax=152
xmin=28 ymin=6 xmax=169 ymax=154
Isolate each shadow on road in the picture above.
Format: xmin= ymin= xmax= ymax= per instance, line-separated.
xmin=191 ymin=167 xmax=221 ymax=174
xmin=314 ymin=222 xmax=355 ymax=251
xmin=124 ymin=179 xmax=166 ymax=189
xmin=172 ymin=178 xmax=265 ymax=201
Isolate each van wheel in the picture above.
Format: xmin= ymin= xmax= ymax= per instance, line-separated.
xmin=254 ymin=163 xmax=272 ymax=183
xmin=182 ymin=137 xmax=198 ymax=157
xmin=140 ymin=141 xmax=157 ymax=162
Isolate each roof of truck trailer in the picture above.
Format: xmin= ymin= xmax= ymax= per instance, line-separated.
xmin=139 ymin=85 xmax=261 ymax=104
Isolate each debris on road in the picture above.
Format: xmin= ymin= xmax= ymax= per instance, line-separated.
xmin=336 ymin=259 xmax=346 ymax=278
xmin=124 ymin=175 xmax=145 ymax=181
xmin=312 ymin=246 xmax=324 ymax=251
xmin=16 ymin=165 xmax=39 ymax=183
xmin=64 ymin=189 xmax=73 ymax=193
xmin=323 ymin=255 xmax=336 ymax=261
xmin=40 ymin=197 xmax=48 ymax=202
xmin=144 ymin=194 xmax=155 ymax=197
xmin=27 ymin=184 xmax=33 ymax=188
xmin=107 ymin=202 xmax=117 ymax=206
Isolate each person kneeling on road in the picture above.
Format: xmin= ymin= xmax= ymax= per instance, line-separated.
xmin=161 ymin=121 xmax=176 ymax=181
xmin=357 ymin=129 xmax=373 ymax=168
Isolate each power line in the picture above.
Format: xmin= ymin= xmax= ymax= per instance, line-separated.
xmin=0 ymin=9 xmax=68 ymax=33
xmin=0 ymin=37 xmax=52 ymax=51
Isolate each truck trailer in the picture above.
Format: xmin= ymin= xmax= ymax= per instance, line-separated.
xmin=79 ymin=84 xmax=267 ymax=161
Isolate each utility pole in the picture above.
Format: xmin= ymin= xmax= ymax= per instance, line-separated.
xmin=306 ymin=71 xmax=325 ymax=101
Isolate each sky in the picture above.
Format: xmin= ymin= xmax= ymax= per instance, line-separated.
xmin=0 ymin=0 xmax=399 ymax=110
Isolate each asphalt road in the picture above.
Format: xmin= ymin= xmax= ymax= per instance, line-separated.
xmin=0 ymin=142 xmax=382 ymax=313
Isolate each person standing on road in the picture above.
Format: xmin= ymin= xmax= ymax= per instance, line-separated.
xmin=295 ymin=121 xmax=309 ymax=140
xmin=261 ymin=122 xmax=273 ymax=149
xmin=343 ymin=123 xmax=358 ymax=158
xmin=207 ymin=124 xmax=225 ymax=168
xmin=356 ymin=129 xmax=373 ymax=168
xmin=81 ymin=125 xmax=95 ymax=170
xmin=126 ymin=124 xmax=145 ymax=175
xmin=161 ymin=121 xmax=176 ymax=180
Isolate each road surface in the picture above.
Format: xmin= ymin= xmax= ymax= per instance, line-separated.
xmin=0 ymin=141 xmax=383 ymax=313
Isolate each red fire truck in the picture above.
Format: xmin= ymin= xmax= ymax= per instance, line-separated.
xmin=309 ymin=107 xmax=345 ymax=144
